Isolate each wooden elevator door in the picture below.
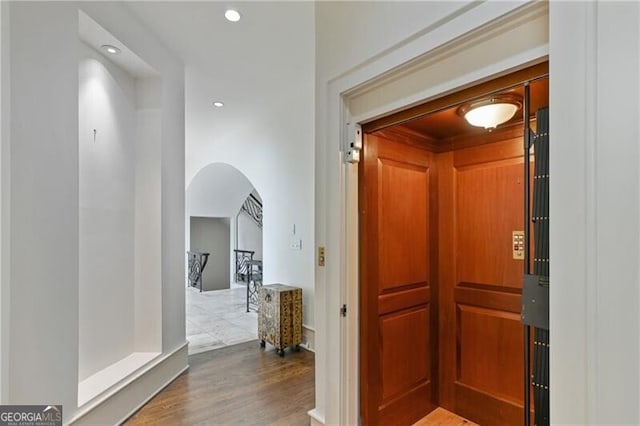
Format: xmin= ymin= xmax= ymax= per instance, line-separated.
xmin=359 ymin=133 xmax=437 ymax=426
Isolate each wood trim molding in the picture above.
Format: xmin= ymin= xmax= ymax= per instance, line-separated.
xmin=308 ymin=408 xmax=326 ymax=425
xmin=376 ymin=122 xmax=531 ymax=156
xmin=302 ymin=325 xmax=315 ymax=352
xmin=375 ymin=127 xmax=441 ymax=152
xmin=71 ymin=343 xmax=189 ymax=425
xmin=363 ymin=62 xmax=548 ymax=134
xmin=454 ymin=285 xmax=521 ymax=314
xmin=441 ymin=123 xmax=525 ymax=152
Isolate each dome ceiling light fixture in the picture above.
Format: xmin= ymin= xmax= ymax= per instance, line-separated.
xmin=458 ymin=94 xmax=522 ymax=129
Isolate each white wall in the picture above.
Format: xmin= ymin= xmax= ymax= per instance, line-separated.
xmin=237 ymin=212 xmax=262 ymax=260
xmin=78 ymin=43 xmax=136 ymax=381
xmin=77 ymin=40 xmax=163 ymax=382
xmin=316 ymin=1 xmax=464 ymax=82
xmin=190 ymin=217 xmax=231 ymax=291
xmin=3 ymin=2 xmax=185 ymax=423
xmin=9 ymin=3 xmax=80 ymax=412
xmin=187 ymin=162 xmax=254 ymax=218
xmin=550 ymin=2 xmax=640 ymax=424
xmin=314 ymin=2 xmax=548 ymax=424
xmin=0 ymin=0 xmax=9 ymax=404
xmin=134 ymin=77 xmax=162 ymax=354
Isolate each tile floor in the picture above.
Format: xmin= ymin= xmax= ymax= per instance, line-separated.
xmin=186 ymin=284 xmax=258 ymax=354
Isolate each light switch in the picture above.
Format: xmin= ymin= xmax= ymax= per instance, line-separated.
xmin=512 ymin=231 xmax=525 ymax=260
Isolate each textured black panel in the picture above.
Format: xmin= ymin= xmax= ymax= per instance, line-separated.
xmin=522 ymin=274 xmax=549 ymax=329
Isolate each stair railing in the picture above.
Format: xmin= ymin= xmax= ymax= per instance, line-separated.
xmin=234 ymin=249 xmax=255 ymax=283
xmin=187 ymin=251 xmax=210 ymax=292
xmin=241 ymin=193 xmax=263 ymax=228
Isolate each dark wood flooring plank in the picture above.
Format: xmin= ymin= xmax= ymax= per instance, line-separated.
xmin=124 ymin=341 xmax=314 ymax=426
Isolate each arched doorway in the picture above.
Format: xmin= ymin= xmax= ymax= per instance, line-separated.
xmin=185 ymin=162 xmax=263 ymax=354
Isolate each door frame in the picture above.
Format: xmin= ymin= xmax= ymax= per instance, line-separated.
xmin=357 ymin=63 xmax=548 ymax=425
xmin=313 ymin=2 xmax=550 ymax=425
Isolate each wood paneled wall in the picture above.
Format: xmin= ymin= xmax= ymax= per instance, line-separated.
xmin=362 ymin=129 xmax=528 ymax=425
xmin=437 ymin=137 xmax=526 ymax=425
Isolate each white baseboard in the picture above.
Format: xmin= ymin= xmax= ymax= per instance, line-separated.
xmin=69 ymin=342 xmax=188 ymax=425
xmin=302 ymin=324 xmax=315 ymax=352
xmin=308 ymin=408 xmax=325 ymax=425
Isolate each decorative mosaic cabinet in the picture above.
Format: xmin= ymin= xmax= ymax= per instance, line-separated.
xmin=258 ymin=284 xmax=302 ymax=356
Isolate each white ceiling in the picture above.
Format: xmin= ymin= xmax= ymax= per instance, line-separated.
xmin=125 ymin=1 xmax=315 ymax=179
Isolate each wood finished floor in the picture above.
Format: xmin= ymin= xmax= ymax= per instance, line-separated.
xmin=414 ymin=408 xmax=478 ymax=426
xmin=124 ymin=341 xmax=314 ymax=426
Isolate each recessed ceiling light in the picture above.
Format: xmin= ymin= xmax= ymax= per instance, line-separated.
xmin=213 ymin=101 xmax=224 ymax=108
xmin=101 ymin=44 xmax=121 ymax=55
xmin=225 ymin=9 xmax=241 ymax=22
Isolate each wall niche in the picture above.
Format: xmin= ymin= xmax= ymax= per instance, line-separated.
xmin=77 ymin=10 xmax=162 ymax=407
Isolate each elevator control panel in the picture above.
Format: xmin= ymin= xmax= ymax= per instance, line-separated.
xmin=512 ymin=231 xmax=525 ymax=260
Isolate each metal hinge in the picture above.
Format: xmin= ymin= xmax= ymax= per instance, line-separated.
xmin=340 ymin=304 xmax=347 ymax=317
xmin=345 ymin=123 xmax=362 ymax=164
